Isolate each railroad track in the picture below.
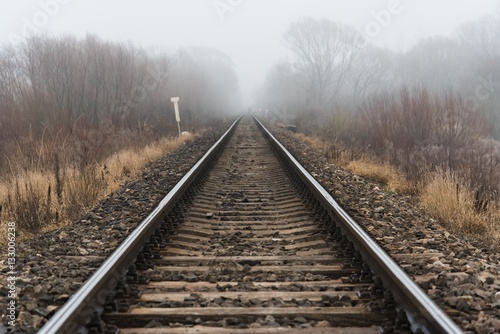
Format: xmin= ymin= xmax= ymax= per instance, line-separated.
xmin=39 ymin=116 xmax=461 ymax=333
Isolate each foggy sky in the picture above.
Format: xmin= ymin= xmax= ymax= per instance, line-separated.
xmin=1 ymin=0 xmax=499 ymax=106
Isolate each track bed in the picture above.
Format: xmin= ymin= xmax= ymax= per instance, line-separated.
xmin=38 ymin=116 xmax=461 ymax=334
xmin=102 ymin=121 xmax=395 ymax=332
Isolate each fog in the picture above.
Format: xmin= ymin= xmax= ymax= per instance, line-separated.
xmin=1 ymin=0 xmax=499 ymax=107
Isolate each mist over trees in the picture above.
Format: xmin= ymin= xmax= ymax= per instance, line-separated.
xmin=0 ymin=34 xmax=242 ymax=232
xmin=282 ymin=18 xmax=361 ymax=109
xmin=168 ymin=46 xmax=241 ymax=123
xmin=258 ymin=15 xmax=500 ymax=139
xmin=0 ymin=35 xmax=241 ymax=142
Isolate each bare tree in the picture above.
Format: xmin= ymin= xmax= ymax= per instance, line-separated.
xmin=456 ymin=15 xmax=500 ymax=138
xmin=347 ymin=46 xmax=393 ymax=104
xmin=283 ymin=17 xmax=360 ymax=109
xmin=395 ymin=36 xmax=464 ymax=94
xmin=260 ymin=60 xmax=304 ymax=117
xmin=456 ymin=16 xmax=500 ymax=58
xmin=0 ymin=45 xmax=23 ymax=138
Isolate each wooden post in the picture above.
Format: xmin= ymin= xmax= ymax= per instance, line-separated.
xmin=170 ymin=97 xmax=181 ymax=137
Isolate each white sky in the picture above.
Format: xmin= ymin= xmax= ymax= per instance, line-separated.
xmin=1 ymin=0 xmax=499 ymax=105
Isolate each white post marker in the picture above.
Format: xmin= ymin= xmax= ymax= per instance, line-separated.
xmin=170 ymin=97 xmax=181 ymax=137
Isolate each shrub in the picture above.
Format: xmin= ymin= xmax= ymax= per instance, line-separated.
xmin=7 ymin=178 xmax=55 ymax=232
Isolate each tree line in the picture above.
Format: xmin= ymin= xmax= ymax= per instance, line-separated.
xmin=258 ymin=15 xmax=500 ymax=139
xmin=0 ymin=34 xmax=240 ymax=141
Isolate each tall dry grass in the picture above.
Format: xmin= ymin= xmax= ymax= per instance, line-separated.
xmin=0 ymin=133 xmax=193 ymax=247
xmin=421 ymin=169 xmax=500 ymax=242
xmin=345 ymin=158 xmax=411 ymax=194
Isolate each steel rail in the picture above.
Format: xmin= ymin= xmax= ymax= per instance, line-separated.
xmin=38 ymin=115 xmax=243 ymax=334
xmin=252 ymin=115 xmax=462 ymax=334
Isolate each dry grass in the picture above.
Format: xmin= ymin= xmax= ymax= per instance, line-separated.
xmin=0 ymin=133 xmax=194 ymax=248
xmin=296 ymin=133 xmax=410 ymax=193
xmin=295 ymin=132 xmax=500 ymax=247
xmin=345 ymin=158 xmax=411 ymax=193
xmin=420 ymin=169 xmax=500 ymax=240
xmin=295 ymin=133 xmax=329 ymax=152
xmin=103 ymin=135 xmax=192 ymax=190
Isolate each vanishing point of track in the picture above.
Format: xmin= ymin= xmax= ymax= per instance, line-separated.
xmin=39 ymin=116 xmax=462 ymax=333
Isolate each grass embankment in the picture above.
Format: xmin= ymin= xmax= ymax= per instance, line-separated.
xmin=295 ymin=133 xmax=500 ymax=247
xmin=0 ymin=134 xmax=194 ymax=249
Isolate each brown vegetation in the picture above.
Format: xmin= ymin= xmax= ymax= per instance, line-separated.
xmin=0 ymin=34 xmax=240 ymax=244
xmin=420 ymin=169 xmax=499 ymax=235
xmin=356 ymin=87 xmax=499 ymax=203
xmin=0 ymin=133 xmax=193 ymax=247
xmin=293 ymin=87 xmax=500 ymax=247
